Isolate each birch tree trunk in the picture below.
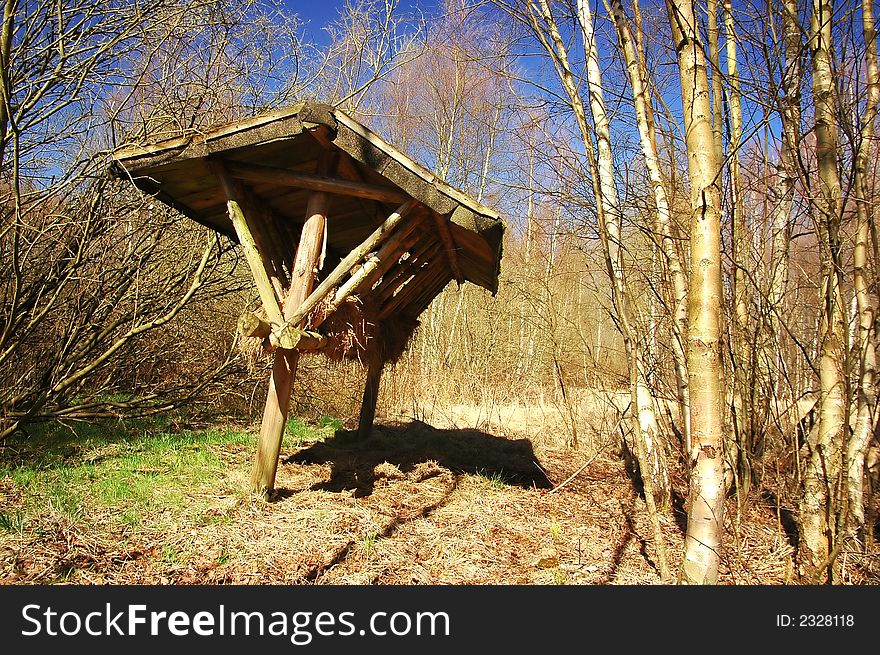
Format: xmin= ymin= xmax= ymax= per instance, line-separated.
xmin=576 ymin=0 xmax=671 ymax=512
xmin=798 ymin=0 xmax=847 ymax=583
xmin=723 ymin=0 xmax=752 ymax=498
xmin=608 ymin=0 xmax=691 ymax=454
xmin=526 ymin=0 xmax=671 ymax=579
xmin=706 ymin=0 xmax=725 ymax=169
xmin=665 ymin=0 xmax=726 ymax=585
xmin=847 ymin=0 xmax=879 ymax=542
xmin=766 ymin=0 xmax=803 ymax=438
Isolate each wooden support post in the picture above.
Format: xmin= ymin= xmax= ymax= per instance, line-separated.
xmin=282 ymin=199 xmax=418 ymax=329
xmin=357 ymin=357 xmax=383 ymax=440
xmin=211 ymin=160 xmax=285 ymax=326
xmin=251 ymin=188 xmax=329 ymax=499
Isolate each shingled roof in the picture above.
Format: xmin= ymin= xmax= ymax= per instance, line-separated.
xmin=111 ymin=101 xmax=504 ymax=308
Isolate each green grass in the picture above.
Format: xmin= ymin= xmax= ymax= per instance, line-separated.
xmin=0 ymin=510 xmax=24 ymax=533
xmin=0 ymin=419 xmax=256 ymax=538
xmin=0 ymin=414 xmax=344 ymax=580
xmin=285 ymin=415 xmax=342 ymax=446
xmin=359 ymin=530 xmax=379 ymax=558
xmin=475 ymin=469 xmax=508 ymax=490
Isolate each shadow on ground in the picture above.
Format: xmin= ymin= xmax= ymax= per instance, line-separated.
xmin=284 ymin=419 xmax=552 ymax=498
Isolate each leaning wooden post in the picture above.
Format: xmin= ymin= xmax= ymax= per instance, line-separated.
xmin=209 ymin=160 xmax=285 ymax=327
xmin=357 ymin=357 xmax=383 ymax=440
xmin=250 ymin=188 xmax=330 ymax=498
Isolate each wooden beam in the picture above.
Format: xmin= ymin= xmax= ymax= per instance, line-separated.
xmin=281 ymin=199 xmax=418 ymax=330
xmin=431 ymin=210 xmax=464 ymax=284
xmin=373 ymin=234 xmax=436 ymax=306
xmin=357 ymin=357 xmax=383 ymax=439
xmin=226 ymin=161 xmax=409 ymax=205
xmin=238 ymin=311 xmax=328 ymax=351
xmin=309 ymin=126 xmax=381 ymax=213
xmin=377 ymin=261 xmax=431 ymax=318
xmin=239 ymin=209 xmax=422 ymax=354
xmin=380 ymin=259 xmax=451 ymax=320
xmin=336 ymin=225 xmax=423 ymax=302
xmin=251 ymin=185 xmax=330 ymax=499
xmin=270 ymin=323 xmax=329 ymax=351
xmin=210 ymin=160 xmax=285 ymax=326
xmin=232 ymin=180 xmax=291 ymax=298
xmin=317 ymin=216 xmax=423 ymax=322
xmin=238 ymin=311 xmax=271 ymax=339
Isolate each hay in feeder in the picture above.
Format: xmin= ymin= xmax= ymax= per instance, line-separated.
xmin=309 ymin=296 xmax=419 ymax=369
xmin=239 ymin=295 xmax=419 ymax=371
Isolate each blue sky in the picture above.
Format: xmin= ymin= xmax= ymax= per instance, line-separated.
xmin=285 ymin=0 xmax=440 ymax=43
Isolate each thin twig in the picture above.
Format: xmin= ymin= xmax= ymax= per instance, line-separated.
xmin=547 ymin=449 xmax=605 ymax=495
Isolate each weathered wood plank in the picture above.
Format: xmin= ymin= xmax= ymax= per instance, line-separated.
xmin=431 ymin=210 xmax=464 ymax=284
xmin=226 ymin=161 xmax=408 ymax=205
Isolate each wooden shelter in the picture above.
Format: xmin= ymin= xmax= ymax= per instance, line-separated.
xmin=112 ymin=101 xmax=504 ymax=498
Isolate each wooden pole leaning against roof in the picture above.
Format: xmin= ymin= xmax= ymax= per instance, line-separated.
xmin=235 ymin=199 xmax=420 ymax=345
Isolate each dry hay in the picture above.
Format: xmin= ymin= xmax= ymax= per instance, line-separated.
xmin=239 ymin=297 xmax=419 ymax=372
xmin=4 ymin=421 xmax=878 ymax=586
xmin=308 ymin=296 xmax=419 ymax=369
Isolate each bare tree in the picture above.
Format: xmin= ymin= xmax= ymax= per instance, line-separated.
xmin=847 ymin=0 xmax=879 ymax=545
xmin=665 ymin=0 xmax=726 ymax=585
xmin=0 ymin=0 xmax=309 ymax=438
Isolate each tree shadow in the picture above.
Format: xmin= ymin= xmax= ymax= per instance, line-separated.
xmin=761 ymin=489 xmax=800 ymax=552
xmin=671 ymin=489 xmax=689 ymax=534
xmin=284 ymin=419 xmax=552 ymax=498
xmin=620 ymin=433 xmax=688 ymax=535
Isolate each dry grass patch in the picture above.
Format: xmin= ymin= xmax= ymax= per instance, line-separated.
xmin=2 ymin=415 xmax=871 ymax=585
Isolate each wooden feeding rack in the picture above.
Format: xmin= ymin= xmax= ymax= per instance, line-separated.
xmin=112 ymin=101 xmax=504 ymax=498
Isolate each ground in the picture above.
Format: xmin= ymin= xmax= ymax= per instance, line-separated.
xmin=0 ymin=410 xmax=877 ymax=585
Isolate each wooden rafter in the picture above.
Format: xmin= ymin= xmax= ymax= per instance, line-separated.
xmin=431 ymin=211 xmax=464 ymax=284
xmin=373 ymin=234 xmax=437 ymax=306
xmin=279 ymin=199 xmax=418 ymax=330
xmin=309 ymin=126 xmax=387 ymax=233
xmin=319 ymin=215 xmax=423 ymax=321
xmin=226 ymin=161 xmax=408 ymax=205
